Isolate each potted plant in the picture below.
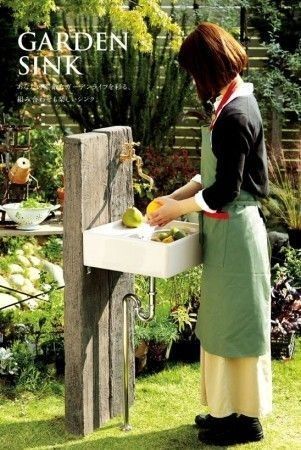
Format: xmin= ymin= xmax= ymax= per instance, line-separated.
xmin=270 ymin=245 xmax=301 ymax=359
xmin=134 ymin=316 xmax=178 ymax=374
xmin=169 ymin=298 xmax=200 ymax=363
xmin=0 ymin=346 xmax=18 ymax=385
xmin=270 ymin=275 xmax=300 ymax=359
xmin=134 ymin=323 xmax=151 ymax=375
xmin=265 ymin=155 xmax=301 ymax=248
xmin=147 ymin=317 xmax=178 ymax=372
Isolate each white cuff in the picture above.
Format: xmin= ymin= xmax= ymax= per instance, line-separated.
xmin=191 ymin=174 xmax=202 ymax=184
xmin=194 ymin=189 xmax=217 ymax=213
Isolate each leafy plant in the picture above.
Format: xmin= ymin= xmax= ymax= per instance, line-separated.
xmin=135 ymin=316 xmax=178 ymax=347
xmin=134 ymin=146 xmax=198 ymax=211
xmin=134 ymin=322 xmax=151 ymax=349
xmin=247 ymin=1 xmax=301 ymax=121
xmin=0 ymin=236 xmax=37 ymax=256
xmin=272 ymin=246 xmax=301 ymax=287
xmin=0 ymin=7 xmax=32 ymax=113
xmin=0 ymin=347 xmax=18 ymax=376
xmin=0 ymin=0 xmax=183 ymax=52
xmin=29 ymin=127 xmax=64 ymax=202
xmin=170 ymin=304 xmax=197 ymax=334
xmin=40 ymin=237 xmax=63 ymax=264
xmin=271 ymin=275 xmax=301 ymax=339
xmin=263 ymin=154 xmax=301 ymax=230
xmin=44 ymin=8 xmax=191 ymax=148
xmin=20 ymin=198 xmax=51 ymax=209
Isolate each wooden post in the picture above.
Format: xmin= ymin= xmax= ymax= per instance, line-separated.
xmin=64 ymin=126 xmax=135 ymax=436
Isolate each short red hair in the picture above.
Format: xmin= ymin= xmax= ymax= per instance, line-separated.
xmin=178 ymin=22 xmax=248 ymax=101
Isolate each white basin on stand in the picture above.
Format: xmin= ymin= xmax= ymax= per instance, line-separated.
xmin=83 ymin=220 xmax=202 ymax=278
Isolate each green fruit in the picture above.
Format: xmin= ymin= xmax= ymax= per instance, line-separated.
xmin=158 ymin=232 xmax=170 ymax=241
xmin=169 ymin=227 xmax=180 ymax=236
xmin=151 ymin=236 xmax=161 ymax=242
xmin=122 ymin=207 xmax=143 ymax=228
xmin=173 ymin=230 xmax=187 ymax=240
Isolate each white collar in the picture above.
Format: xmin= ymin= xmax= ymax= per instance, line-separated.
xmin=214 ymin=82 xmax=254 ymax=112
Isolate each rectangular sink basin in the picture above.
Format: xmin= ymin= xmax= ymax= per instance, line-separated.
xmin=83 ymin=220 xmax=202 ymax=278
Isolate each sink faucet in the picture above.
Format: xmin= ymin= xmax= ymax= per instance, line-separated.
xmin=120 ymin=141 xmax=155 ymax=191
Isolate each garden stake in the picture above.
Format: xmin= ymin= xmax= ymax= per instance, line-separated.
xmin=122 ymin=276 xmax=156 ymax=431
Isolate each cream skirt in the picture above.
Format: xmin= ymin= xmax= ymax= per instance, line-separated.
xmin=200 ymin=347 xmax=272 ymax=418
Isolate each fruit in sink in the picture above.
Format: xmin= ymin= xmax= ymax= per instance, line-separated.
xmin=173 ymin=230 xmax=187 ymax=240
xmin=162 ymin=235 xmax=174 ymax=243
xmin=151 ymin=227 xmax=188 ymax=243
xmin=170 ymin=226 xmax=180 ymax=235
xmin=122 ymin=206 xmax=144 ymax=228
xmin=146 ymin=199 xmax=162 ymax=218
xmin=158 ymin=232 xmax=169 ymax=240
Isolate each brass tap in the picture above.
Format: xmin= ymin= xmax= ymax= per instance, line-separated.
xmin=120 ymin=141 xmax=154 ymax=190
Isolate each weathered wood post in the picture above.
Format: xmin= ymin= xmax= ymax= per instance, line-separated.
xmin=64 ymin=126 xmax=135 ymax=435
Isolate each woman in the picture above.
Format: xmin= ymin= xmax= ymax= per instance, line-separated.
xmin=148 ymin=22 xmax=272 ymax=446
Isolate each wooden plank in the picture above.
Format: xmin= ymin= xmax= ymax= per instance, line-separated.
xmin=93 ymin=126 xmax=135 ymax=418
xmin=283 ymin=150 xmax=301 ymax=160
xmin=64 ymin=127 xmax=134 ymax=435
xmin=64 ymin=132 xmax=110 ymax=435
xmin=282 ymin=139 xmax=301 ymax=150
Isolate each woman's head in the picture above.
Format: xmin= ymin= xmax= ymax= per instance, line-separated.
xmin=178 ymin=22 xmax=247 ymax=101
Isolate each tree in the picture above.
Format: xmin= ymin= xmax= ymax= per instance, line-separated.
xmin=0 ymin=0 xmax=183 ymax=52
xmin=46 ymin=8 xmax=192 ymax=148
xmin=246 ymin=0 xmax=301 ymax=119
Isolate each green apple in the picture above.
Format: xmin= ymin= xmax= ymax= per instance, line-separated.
xmin=122 ymin=206 xmax=143 ymax=228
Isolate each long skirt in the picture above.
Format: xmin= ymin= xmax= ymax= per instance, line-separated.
xmin=200 ymin=346 xmax=272 ymax=418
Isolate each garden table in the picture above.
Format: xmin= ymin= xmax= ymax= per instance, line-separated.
xmin=0 ymin=223 xmax=63 ymax=236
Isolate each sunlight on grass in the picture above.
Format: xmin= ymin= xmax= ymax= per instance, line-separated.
xmin=0 ymin=342 xmax=300 ymax=450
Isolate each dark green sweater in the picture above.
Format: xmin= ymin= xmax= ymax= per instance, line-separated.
xmin=203 ymin=95 xmax=269 ymax=211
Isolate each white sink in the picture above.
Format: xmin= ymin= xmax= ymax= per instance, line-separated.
xmin=83 ymin=220 xmax=202 ymax=278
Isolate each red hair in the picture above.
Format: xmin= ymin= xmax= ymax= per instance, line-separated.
xmin=178 ymin=22 xmax=248 ymax=101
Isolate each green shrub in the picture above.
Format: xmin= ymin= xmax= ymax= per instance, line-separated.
xmin=272 ymin=246 xmax=301 ymax=287
xmin=30 ymin=127 xmax=64 ymax=202
xmin=40 ymin=237 xmax=63 ymax=265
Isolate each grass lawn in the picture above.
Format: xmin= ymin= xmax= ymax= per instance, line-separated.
xmin=0 ymin=340 xmax=300 ymax=450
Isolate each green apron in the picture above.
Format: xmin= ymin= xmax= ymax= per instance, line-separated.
xmin=196 ymin=126 xmax=271 ymax=358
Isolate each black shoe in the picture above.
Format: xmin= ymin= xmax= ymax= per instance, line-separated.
xmin=194 ymin=413 xmax=237 ymax=430
xmin=198 ymin=415 xmax=264 ymax=446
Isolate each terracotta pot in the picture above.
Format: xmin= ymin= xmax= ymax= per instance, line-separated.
xmin=57 ymin=187 xmax=65 ymax=210
xmin=135 ymin=340 xmax=149 ymax=374
xmin=147 ymin=341 xmax=169 ymax=372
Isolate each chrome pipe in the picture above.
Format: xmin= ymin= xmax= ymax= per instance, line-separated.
xmin=121 ymin=277 xmax=156 ymax=431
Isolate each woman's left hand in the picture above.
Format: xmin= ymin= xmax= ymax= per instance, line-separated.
xmin=147 ymin=197 xmax=182 ymax=227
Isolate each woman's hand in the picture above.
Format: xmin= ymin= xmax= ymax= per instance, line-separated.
xmin=147 ymin=197 xmax=182 ymax=227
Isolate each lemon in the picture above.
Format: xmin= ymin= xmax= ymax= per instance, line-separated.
xmin=162 ymin=236 xmax=174 ymax=243
xmin=158 ymin=232 xmax=170 ymax=241
xmin=146 ymin=199 xmax=162 ymax=217
xmin=122 ymin=207 xmax=143 ymax=228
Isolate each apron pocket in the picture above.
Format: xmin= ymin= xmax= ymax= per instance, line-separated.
xmin=224 ymin=206 xmax=270 ymax=274
xmin=202 ymin=214 xmax=229 ymax=268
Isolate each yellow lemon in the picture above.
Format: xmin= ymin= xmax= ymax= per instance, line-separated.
xmin=146 ymin=199 xmax=162 ymax=217
xmin=162 ymin=236 xmax=174 ymax=244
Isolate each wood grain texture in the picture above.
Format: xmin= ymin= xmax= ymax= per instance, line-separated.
xmin=94 ymin=126 xmax=135 ymax=417
xmin=64 ymin=127 xmax=134 ymax=435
